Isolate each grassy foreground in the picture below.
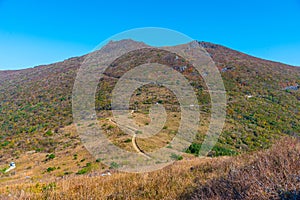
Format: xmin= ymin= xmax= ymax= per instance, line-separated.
xmin=0 ymin=136 xmax=299 ymax=200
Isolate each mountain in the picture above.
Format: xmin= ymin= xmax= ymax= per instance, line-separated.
xmin=0 ymin=40 xmax=299 ymax=153
xmin=0 ymin=40 xmax=299 ymax=199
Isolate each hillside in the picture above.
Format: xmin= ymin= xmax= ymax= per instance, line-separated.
xmin=0 ymin=40 xmax=299 ymax=199
xmin=0 ymin=40 xmax=299 ymax=154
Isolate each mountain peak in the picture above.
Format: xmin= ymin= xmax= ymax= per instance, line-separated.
xmin=101 ymin=39 xmax=149 ymax=52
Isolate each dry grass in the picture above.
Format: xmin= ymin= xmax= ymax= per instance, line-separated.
xmin=182 ymin=137 xmax=300 ymax=200
xmin=1 ymin=155 xmax=232 ymax=199
xmin=1 ymin=137 xmax=298 ymax=199
xmin=1 ymin=137 xmax=299 ymax=199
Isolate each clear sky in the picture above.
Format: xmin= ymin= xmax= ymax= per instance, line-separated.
xmin=0 ymin=0 xmax=300 ymax=70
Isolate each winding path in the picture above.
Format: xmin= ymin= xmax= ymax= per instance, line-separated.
xmin=108 ymin=113 xmax=151 ymax=159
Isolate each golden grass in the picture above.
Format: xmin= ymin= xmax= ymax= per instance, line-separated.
xmin=1 ymin=136 xmax=299 ymax=199
xmin=0 ymin=156 xmax=231 ymax=200
xmin=1 ymin=114 xmax=299 ymax=200
xmin=182 ymin=137 xmax=300 ymax=199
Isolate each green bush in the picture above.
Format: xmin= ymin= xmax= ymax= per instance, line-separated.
xmin=170 ymin=153 xmax=183 ymax=161
xmin=45 ymin=153 xmax=55 ymax=161
xmin=48 ymin=154 xmax=55 ymax=159
xmin=85 ymin=162 xmax=91 ymax=167
xmin=186 ymin=143 xmax=202 ymax=155
xmin=76 ymin=168 xmax=89 ymax=175
xmin=1 ymin=141 xmax=10 ymax=147
xmin=124 ymin=139 xmax=131 ymax=143
xmin=45 ymin=130 xmax=53 ymax=136
xmin=211 ymin=146 xmax=238 ymax=156
xmin=110 ymin=162 xmax=119 ymax=169
xmin=46 ymin=167 xmax=56 ymax=172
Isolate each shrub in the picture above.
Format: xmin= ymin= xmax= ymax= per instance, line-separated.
xmin=46 ymin=167 xmax=56 ymax=173
xmin=170 ymin=153 xmax=183 ymax=161
xmin=45 ymin=154 xmax=55 ymax=161
xmin=76 ymin=168 xmax=88 ymax=175
xmin=109 ymin=162 xmax=119 ymax=169
xmin=211 ymin=145 xmax=238 ymax=156
xmin=73 ymin=154 xmax=78 ymax=160
xmin=85 ymin=162 xmax=91 ymax=167
xmin=124 ymin=139 xmax=131 ymax=143
xmin=186 ymin=143 xmax=201 ymax=155
xmin=0 ymin=167 xmax=7 ymax=173
xmin=45 ymin=130 xmax=53 ymax=136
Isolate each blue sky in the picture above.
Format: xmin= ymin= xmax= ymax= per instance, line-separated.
xmin=0 ymin=0 xmax=300 ymax=70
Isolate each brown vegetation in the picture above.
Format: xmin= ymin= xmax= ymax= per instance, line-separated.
xmin=182 ymin=137 xmax=300 ymax=200
xmin=0 ymin=137 xmax=299 ymax=199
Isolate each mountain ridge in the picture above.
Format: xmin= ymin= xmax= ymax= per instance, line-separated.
xmin=0 ymin=40 xmax=299 ymax=74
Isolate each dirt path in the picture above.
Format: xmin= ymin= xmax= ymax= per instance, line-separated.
xmin=108 ymin=114 xmax=151 ymax=159
xmin=131 ymin=133 xmax=151 ymax=159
